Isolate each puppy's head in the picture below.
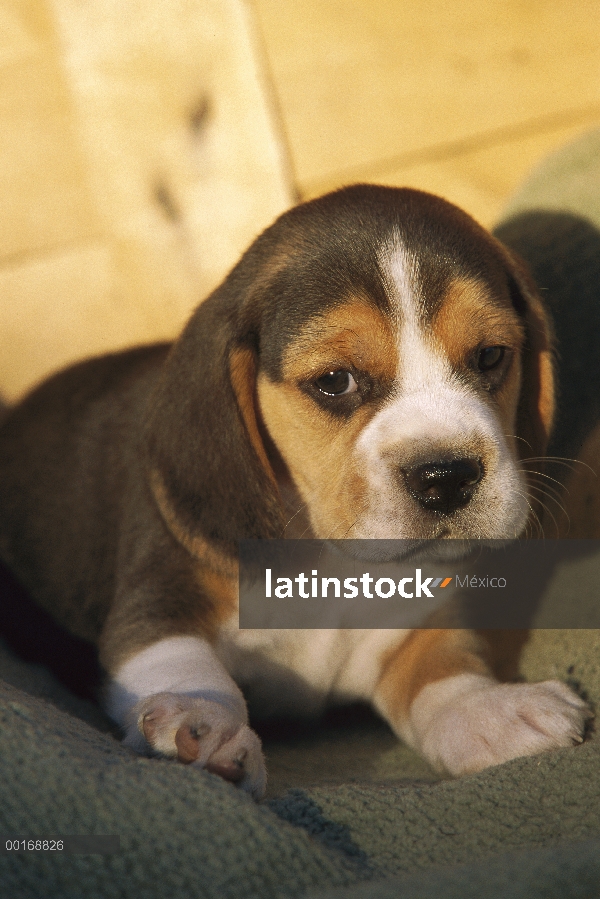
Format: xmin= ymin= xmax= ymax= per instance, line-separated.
xmin=146 ymin=185 xmax=554 ymax=559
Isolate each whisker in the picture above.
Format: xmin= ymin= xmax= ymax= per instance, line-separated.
xmin=504 ymin=434 xmax=534 ymax=450
xmin=339 ymin=518 xmax=359 ymax=540
xmin=322 ymin=515 xmax=360 ymax=544
xmin=528 ymin=490 xmax=569 ymax=520
xmin=524 ymin=486 xmax=566 ymax=536
xmin=520 ymin=469 xmax=571 ymax=494
xmin=280 ymin=479 xmax=328 ymax=538
xmin=525 ymin=481 xmax=567 ymax=508
xmin=517 ymin=491 xmax=545 ymax=539
xmin=282 ymin=502 xmax=310 ymax=535
xmin=521 ymin=455 xmax=578 ymax=463
xmin=521 ymin=517 xmax=534 ymax=540
xmin=521 ymin=473 xmax=568 ymax=503
xmin=521 ymin=456 xmax=597 ymax=476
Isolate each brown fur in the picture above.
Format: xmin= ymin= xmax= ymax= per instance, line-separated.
xmin=431 ymin=275 xmax=526 ymax=464
xmin=257 ymin=300 xmax=398 ymax=539
xmin=0 ymin=184 xmax=584 ymax=776
xmin=377 ymin=628 xmax=490 ymax=722
xmin=279 ymin=299 xmax=398 ymax=383
xmin=376 ymin=626 xmax=532 ymax=731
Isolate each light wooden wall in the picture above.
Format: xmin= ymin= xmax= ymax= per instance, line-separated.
xmin=0 ymin=0 xmax=293 ymax=400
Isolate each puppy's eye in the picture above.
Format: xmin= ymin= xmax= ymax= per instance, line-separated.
xmin=477 ymin=346 xmax=505 ymax=372
xmin=314 ymin=370 xmax=358 ymax=396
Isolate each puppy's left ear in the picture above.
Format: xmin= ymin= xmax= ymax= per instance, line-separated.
xmin=501 ymin=245 xmax=556 ymax=460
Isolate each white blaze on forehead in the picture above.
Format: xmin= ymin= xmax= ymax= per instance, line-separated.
xmin=349 ymin=232 xmax=529 ymax=539
xmin=379 ymin=232 xmax=421 ymax=326
xmin=374 ymin=235 xmax=509 ymax=460
xmin=379 ymin=232 xmax=454 ymax=392
xmin=377 ymin=232 xmax=474 ymax=435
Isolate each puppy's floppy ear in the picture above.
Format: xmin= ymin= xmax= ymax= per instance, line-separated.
xmin=500 ymin=245 xmax=555 ymax=460
xmin=143 ymin=280 xmax=285 ymax=561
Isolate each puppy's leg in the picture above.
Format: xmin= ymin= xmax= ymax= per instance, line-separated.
xmin=374 ymin=629 xmax=592 ymax=776
xmin=105 ymin=636 xmax=266 ymax=799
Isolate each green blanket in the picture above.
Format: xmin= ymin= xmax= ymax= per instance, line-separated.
xmin=2 ymin=129 xmax=600 ymax=898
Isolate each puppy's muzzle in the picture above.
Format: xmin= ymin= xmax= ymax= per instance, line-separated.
xmin=404 ymin=458 xmax=483 ymax=515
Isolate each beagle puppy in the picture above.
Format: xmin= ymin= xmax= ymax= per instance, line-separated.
xmin=0 ymin=185 xmax=592 ymax=799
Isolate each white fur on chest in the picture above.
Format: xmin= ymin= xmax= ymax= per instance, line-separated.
xmin=215 ymin=625 xmax=409 ymax=718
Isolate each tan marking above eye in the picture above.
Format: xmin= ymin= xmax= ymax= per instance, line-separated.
xmin=281 ymin=299 xmax=399 ymax=385
xmin=430 ymin=278 xmax=526 ymax=448
xmin=432 ymin=278 xmax=524 ymax=368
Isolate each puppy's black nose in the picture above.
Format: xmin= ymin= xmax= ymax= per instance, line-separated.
xmin=404 ymin=458 xmax=483 ymax=515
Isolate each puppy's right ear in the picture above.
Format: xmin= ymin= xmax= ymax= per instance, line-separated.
xmin=144 ymin=282 xmax=285 ymax=562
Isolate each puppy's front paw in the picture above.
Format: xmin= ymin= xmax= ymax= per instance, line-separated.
xmin=124 ymin=693 xmax=266 ymax=799
xmin=411 ymin=675 xmax=593 ymax=776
